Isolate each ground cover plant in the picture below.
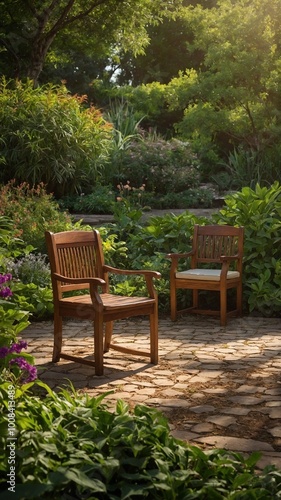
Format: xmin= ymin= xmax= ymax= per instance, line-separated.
xmin=1 ymin=381 xmax=281 ymax=499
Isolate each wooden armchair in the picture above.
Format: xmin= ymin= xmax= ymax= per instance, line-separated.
xmin=45 ymin=229 xmax=161 ymax=375
xmin=167 ymin=224 xmax=244 ymax=326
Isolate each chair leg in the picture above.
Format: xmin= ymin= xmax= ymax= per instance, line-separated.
xmin=236 ymin=283 xmax=243 ymax=316
xmin=220 ymin=289 xmax=227 ymax=327
xmin=192 ymin=289 xmax=199 ymax=309
xmin=52 ymin=313 xmax=62 ymax=362
xmin=149 ymin=308 xmax=158 ymax=365
xmin=170 ymin=282 xmax=177 ymax=321
xmin=94 ymin=313 xmax=104 ymax=376
xmin=104 ymin=321 xmax=113 ymax=352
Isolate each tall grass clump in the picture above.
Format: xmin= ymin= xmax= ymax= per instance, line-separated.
xmin=0 ymin=78 xmax=112 ymax=197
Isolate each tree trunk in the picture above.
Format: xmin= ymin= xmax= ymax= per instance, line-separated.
xmin=27 ymin=35 xmax=55 ymax=85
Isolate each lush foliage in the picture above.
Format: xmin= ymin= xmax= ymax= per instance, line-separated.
xmin=0 ymin=80 xmax=112 ymax=197
xmin=0 ymin=269 xmax=37 ymax=386
xmin=104 ymin=182 xmax=281 ymax=317
xmin=0 ymin=183 xmax=85 ymax=319
xmin=214 ymin=182 xmax=281 ymax=316
xmin=1 ymin=382 xmax=280 ymax=499
xmin=0 ymin=0 xmax=184 ymax=84
xmin=58 ymin=186 xmax=116 ymax=214
xmin=107 ymin=136 xmax=200 ymax=195
xmin=92 ymin=0 xmax=281 ymax=189
xmin=0 ymin=181 xmax=85 ymax=253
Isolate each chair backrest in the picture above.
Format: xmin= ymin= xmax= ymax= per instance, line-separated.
xmin=191 ymin=224 xmax=244 ymax=271
xmin=45 ymin=230 xmax=107 ymax=298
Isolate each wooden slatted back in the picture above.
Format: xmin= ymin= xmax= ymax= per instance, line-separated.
xmin=191 ymin=225 xmax=244 ymax=270
xmin=45 ymin=230 xmax=106 ymax=298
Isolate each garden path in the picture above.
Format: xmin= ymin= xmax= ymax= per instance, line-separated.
xmin=71 ymin=207 xmax=219 ymax=226
xmin=23 ymin=315 xmax=281 ymax=471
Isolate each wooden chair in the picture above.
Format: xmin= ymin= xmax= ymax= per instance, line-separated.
xmin=45 ymin=229 xmax=161 ymax=375
xmin=167 ymin=224 xmax=244 ymax=326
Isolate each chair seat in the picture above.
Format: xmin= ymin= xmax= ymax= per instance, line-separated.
xmin=175 ymin=269 xmax=240 ymax=281
xmin=60 ymin=293 xmax=155 ymax=310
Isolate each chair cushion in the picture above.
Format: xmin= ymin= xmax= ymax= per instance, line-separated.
xmin=175 ymin=268 xmax=240 ymax=281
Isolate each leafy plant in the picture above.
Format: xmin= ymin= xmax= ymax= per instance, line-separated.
xmin=213 ymin=182 xmax=281 ymax=316
xmin=107 ymin=136 xmax=200 ymax=195
xmin=7 ymin=253 xmax=51 ymax=288
xmin=59 ymin=186 xmax=116 ymax=214
xmin=0 ymin=273 xmax=30 ymax=351
xmin=10 ymin=282 xmax=54 ymax=320
xmin=0 ymin=79 xmax=112 ymax=197
xmin=1 ymin=382 xmax=280 ymax=499
xmin=0 ymin=181 xmax=85 ymax=253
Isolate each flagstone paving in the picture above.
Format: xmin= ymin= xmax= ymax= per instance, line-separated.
xmin=22 ymin=315 xmax=281 ymax=470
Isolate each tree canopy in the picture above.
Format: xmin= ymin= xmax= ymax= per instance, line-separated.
xmin=0 ymin=0 xmax=183 ymax=84
xmin=161 ymin=0 xmax=281 ymax=160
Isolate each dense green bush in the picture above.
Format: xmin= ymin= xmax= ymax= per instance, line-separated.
xmin=59 ymin=186 xmax=116 ymax=214
xmin=106 ymin=137 xmax=200 ymax=195
xmin=213 ymin=182 xmax=281 ymax=316
xmin=1 ymin=382 xmax=280 ymax=499
xmin=0 ymin=79 xmax=112 ymax=197
xmin=60 ymin=186 xmax=214 ymax=214
xmin=0 ymin=181 xmax=85 ymax=253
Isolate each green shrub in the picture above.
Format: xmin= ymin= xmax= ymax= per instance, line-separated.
xmin=7 ymin=253 xmax=51 ymax=288
xmin=10 ymin=282 xmax=54 ymax=320
xmin=59 ymin=186 xmax=116 ymax=214
xmin=0 ymin=181 xmax=85 ymax=253
xmin=1 ymin=382 xmax=280 ymax=499
xmin=213 ymin=182 xmax=281 ymax=316
xmin=0 ymin=78 xmax=112 ymax=197
xmin=146 ymin=188 xmax=214 ymax=209
xmin=107 ymin=137 xmax=200 ymax=195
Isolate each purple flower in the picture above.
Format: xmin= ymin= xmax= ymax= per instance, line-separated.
xmin=0 ymin=347 xmax=9 ymax=358
xmin=9 ymin=340 xmax=28 ymax=354
xmin=0 ymin=340 xmax=28 ymax=358
xmin=10 ymin=357 xmax=29 ymax=370
xmin=0 ymin=273 xmax=12 ymax=284
xmin=23 ymin=365 xmax=37 ymax=383
xmin=9 ymin=357 xmax=37 ymax=383
xmin=0 ymin=286 xmax=12 ymax=298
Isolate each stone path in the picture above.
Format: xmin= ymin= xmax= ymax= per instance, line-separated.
xmin=71 ymin=207 xmax=219 ymax=226
xmin=22 ymin=315 xmax=281 ymax=470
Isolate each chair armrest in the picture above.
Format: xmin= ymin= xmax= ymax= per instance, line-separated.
xmin=166 ymin=251 xmax=194 ymax=274
xmin=166 ymin=250 xmax=194 ymax=260
xmin=53 ymin=273 xmax=106 ymax=286
xmin=220 ymin=255 xmax=239 ymax=262
xmin=103 ymin=265 xmax=161 ymax=279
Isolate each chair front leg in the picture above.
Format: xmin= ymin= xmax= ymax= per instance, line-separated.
xmin=94 ymin=312 xmax=104 ymax=376
xmin=53 ymin=312 xmax=62 ymax=362
xmin=170 ymin=280 xmax=177 ymax=321
xmin=192 ymin=289 xmax=199 ymax=309
xmin=220 ymin=288 xmax=227 ymax=327
xmin=149 ymin=308 xmax=158 ymax=365
xmin=236 ymin=283 xmax=243 ymax=315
